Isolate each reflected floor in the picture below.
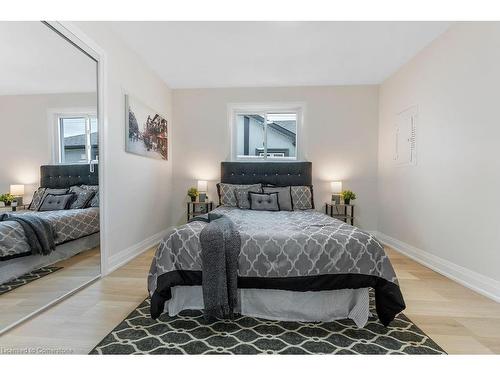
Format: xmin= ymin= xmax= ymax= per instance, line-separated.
xmin=0 ymin=247 xmax=100 ymax=331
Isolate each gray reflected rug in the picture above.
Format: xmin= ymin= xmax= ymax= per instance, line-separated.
xmin=91 ymin=291 xmax=446 ymax=355
xmin=0 ymin=266 xmax=63 ymax=296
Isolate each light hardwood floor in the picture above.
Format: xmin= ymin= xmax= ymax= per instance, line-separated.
xmin=0 ymin=246 xmax=499 ymax=354
xmin=0 ymin=247 xmax=101 ymax=332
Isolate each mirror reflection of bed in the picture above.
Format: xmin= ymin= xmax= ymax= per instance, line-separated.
xmin=0 ymin=22 xmax=100 ymax=332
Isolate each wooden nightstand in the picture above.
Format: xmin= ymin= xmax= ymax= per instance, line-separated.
xmin=187 ymin=201 xmax=214 ymax=221
xmin=325 ymin=203 xmax=355 ymax=225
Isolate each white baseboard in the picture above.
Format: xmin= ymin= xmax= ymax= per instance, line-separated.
xmin=106 ymin=228 xmax=171 ymax=275
xmin=371 ymin=231 xmax=500 ymax=303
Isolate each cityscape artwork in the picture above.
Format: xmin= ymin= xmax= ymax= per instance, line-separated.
xmin=125 ymin=94 xmax=168 ymax=160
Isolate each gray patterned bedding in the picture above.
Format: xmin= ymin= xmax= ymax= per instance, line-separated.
xmin=0 ymin=207 xmax=100 ymax=260
xmin=148 ymin=206 xmax=405 ymax=326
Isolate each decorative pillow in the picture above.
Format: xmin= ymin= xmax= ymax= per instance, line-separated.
xmin=69 ymin=186 xmax=95 ymax=209
xmin=263 ymin=186 xmax=292 ymax=211
xmin=81 ymin=185 xmax=99 ymax=208
xmin=249 ymin=192 xmax=280 ymax=211
xmin=33 ymin=188 xmax=69 ymax=211
xmin=80 ymin=185 xmax=99 ymax=192
xmin=217 ymin=183 xmax=262 ymax=207
xmin=89 ymin=191 xmax=99 ymax=208
xmin=234 ymin=187 xmax=262 ymax=209
xmin=38 ymin=193 xmax=74 ymax=212
xmin=291 ymin=186 xmax=314 ymax=210
xmin=45 ymin=188 xmax=69 ymax=195
xmin=29 ymin=187 xmax=47 ymax=211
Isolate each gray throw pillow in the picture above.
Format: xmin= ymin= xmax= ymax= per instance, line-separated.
xmin=89 ymin=191 xmax=99 ymax=207
xmin=234 ymin=187 xmax=261 ymax=209
xmin=80 ymin=185 xmax=99 ymax=192
xmin=217 ymin=183 xmax=262 ymax=207
xmin=249 ymin=192 xmax=280 ymax=211
xmin=29 ymin=187 xmax=47 ymax=211
xmin=291 ymin=186 xmax=314 ymax=210
xmin=81 ymin=185 xmax=99 ymax=207
xmin=69 ymin=186 xmax=95 ymax=209
xmin=263 ymin=186 xmax=292 ymax=211
xmin=38 ymin=193 xmax=74 ymax=212
xmin=45 ymin=188 xmax=69 ymax=195
xmin=36 ymin=188 xmax=70 ymax=211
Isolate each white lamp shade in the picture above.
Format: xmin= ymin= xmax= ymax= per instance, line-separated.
xmin=10 ymin=184 xmax=25 ymax=196
xmin=330 ymin=181 xmax=342 ymax=194
xmin=197 ymin=180 xmax=208 ymax=192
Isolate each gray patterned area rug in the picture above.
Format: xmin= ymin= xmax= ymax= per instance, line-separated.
xmin=90 ymin=291 xmax=446 ymax=355
xmin=0 ymin=266 xmax=63 ymax=296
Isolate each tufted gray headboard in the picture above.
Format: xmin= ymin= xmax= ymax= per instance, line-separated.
xmin=220 ymin=162 xmax=312 ymax=186
xmin=40 ymin=164 xmax=98 ymax=189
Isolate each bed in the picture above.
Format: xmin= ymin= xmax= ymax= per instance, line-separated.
xmin=148 ymin=162 xmax=405 ymax=327
xmin=0 ymin=164 xmax=100 ymax=283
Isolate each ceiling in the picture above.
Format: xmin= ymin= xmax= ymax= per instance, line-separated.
xmin=109 ymin=21 xmax=451 ymax=89
xmin=0 ymin=22 xmax=97 ymax=96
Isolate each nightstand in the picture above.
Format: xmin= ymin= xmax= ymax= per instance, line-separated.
xmin=187 ymin=201 xmax=214 ymax=221
xmin=325 ymin=203 xmax=355 ymax=225
xmin=0 ymin=204 xmax=28 ymax=213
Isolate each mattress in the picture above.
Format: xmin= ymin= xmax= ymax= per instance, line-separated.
xmin=0 ymin=207 xmax=100 ymax=259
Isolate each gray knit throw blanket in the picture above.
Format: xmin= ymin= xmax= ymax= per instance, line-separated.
xmin=192 ymin=212 xmax=241 ymax=320
xmin=0 ymin=212 xmax=55 ymax=255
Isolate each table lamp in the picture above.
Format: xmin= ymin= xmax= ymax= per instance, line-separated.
xmin=330 ymin=181 xmax=342 ymax=205
xmin=10 ymin=184 xmax=25 ymax=206
xmin=197 ymin=180 xmax=208 ymax=203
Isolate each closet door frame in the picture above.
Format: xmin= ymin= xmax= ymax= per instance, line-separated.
xmin=0 ymin=21 xmax=108 ymax=336
xmin=46 ymin=21 xmax=110 ymax=277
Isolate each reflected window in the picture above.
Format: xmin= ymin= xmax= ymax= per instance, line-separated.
xmin=58 ymin=115 xmax=98 ymax=163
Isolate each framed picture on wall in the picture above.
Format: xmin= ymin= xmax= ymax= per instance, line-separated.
xmin=125 ymin=94 xmax=168 ymax=160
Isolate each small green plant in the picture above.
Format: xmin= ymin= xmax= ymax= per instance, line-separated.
xmin=341 ymin=190 xmax=356 ymax=203
xmin=0 ymin=193 xmax=15 ymax=205
xmin=187 ymin=187 xmax=199 ymax=201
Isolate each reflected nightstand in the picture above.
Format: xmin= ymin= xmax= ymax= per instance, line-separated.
xmin=187 ymin=201 xmax=214 ymax=221
xmin=0 ymin=204 xmax=28 ymax=213
xmin=325 ymin=203 xmax=355 ymax=225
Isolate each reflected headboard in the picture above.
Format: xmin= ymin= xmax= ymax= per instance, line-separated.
xmin=40 ymin=164 xmax=98 ymax=189
xmin=220 ymin=162 xmax=312 ymax=186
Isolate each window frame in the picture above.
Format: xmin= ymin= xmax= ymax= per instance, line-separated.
xmin=49 ymin=108 xmax=98 ymax=165
xmin=228 ymin=103 xmax=304 ymax=162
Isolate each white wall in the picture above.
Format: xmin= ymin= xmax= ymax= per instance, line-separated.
xmin=0 ymin=93 xmax=96 ymax=200
xmin=172 ymin=86 xmax=379 ymax=228
xmin=73 ymin=22 xmax=174 ymax=268
xmin=378 ymin=23 xmax=500 ymax=283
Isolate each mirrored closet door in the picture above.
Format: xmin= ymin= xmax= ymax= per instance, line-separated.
xmin=0 ymin=21 xmax=101 ymax=332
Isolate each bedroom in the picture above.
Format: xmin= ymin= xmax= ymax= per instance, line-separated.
xmin=1 ymin=0 xmax=500 ymax=370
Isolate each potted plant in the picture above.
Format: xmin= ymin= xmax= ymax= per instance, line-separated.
xmin=187 ymin=187 xmax=199 ymax=202
xmin=0 ymin=193 xmax=15 ymax=207
xmin=341 ymin=190 xmax=356 ymax=205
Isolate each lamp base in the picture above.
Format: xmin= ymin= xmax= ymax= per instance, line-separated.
xmin=199 ymin=193 xmax=207 ymax=203
xmin=331 ymin=194 xmax=341 ymax=205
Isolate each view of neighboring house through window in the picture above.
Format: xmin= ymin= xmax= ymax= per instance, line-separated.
xmin=59 ymin=115 xmax=98 ymax=163
xmin=234 ymin=109 xmax=298 ymax=160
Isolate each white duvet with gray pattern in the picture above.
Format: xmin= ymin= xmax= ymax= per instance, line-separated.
xmin=148 ymin=207 xmax=398 ymax=294
xmin=0 ymin=208 xmax=100 ymax=259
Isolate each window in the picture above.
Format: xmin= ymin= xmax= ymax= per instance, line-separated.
xmin=231 ymin=104 xmax=301 ymax=161
xmin=58 ymin=115 xmax=98 ymax=164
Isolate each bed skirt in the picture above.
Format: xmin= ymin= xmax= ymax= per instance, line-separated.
xmin=164 ymin=286 xmax=370 ymax=328
xmin=0 ymin=232 xmax=100 ymax=284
